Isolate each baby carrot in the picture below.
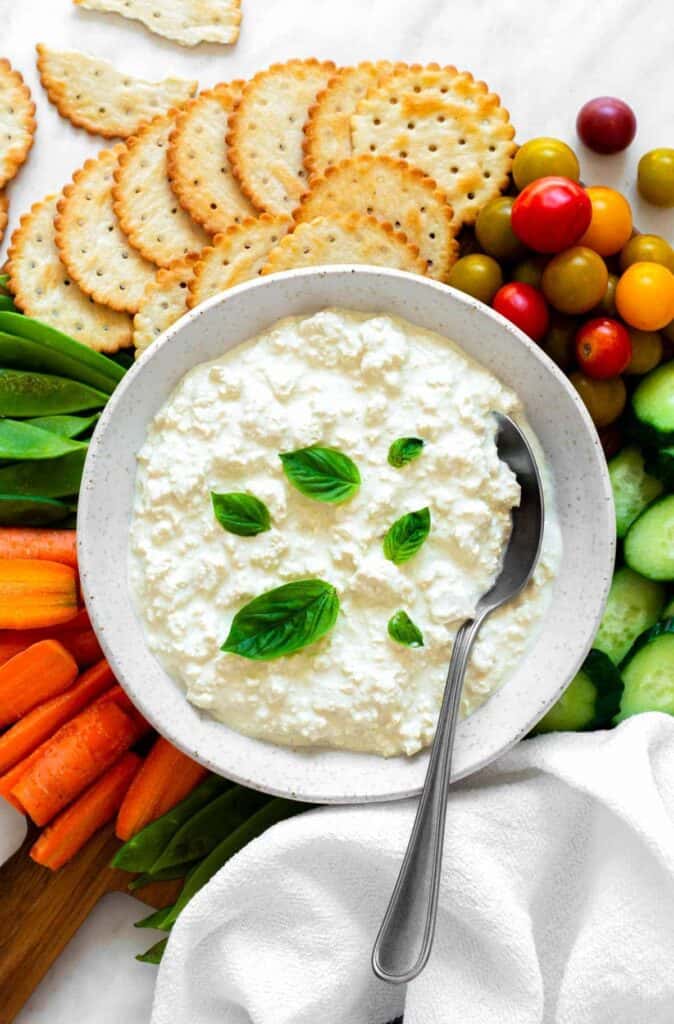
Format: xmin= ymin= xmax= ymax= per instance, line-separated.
xmin=0 ymin=639 xmax=78 ymax=727
xmin=0 ymin=559 xmax=78 ymax=629
xmin=0 ymin=529 xmax=77 ymax=567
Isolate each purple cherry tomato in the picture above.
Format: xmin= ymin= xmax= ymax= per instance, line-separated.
xmin=576 ymin=97 xmax=637 ymax=155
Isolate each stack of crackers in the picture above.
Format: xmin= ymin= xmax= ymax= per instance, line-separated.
xmin=5 ymin=54 xmax=517 ymax=356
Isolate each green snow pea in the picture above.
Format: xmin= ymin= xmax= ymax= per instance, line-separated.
xmin=0 ymin=494 xmax=73 ymax=525
xmin=136 ymin=938 xmax=168 ymax=965
xmin=0 ymin=314 xmax=123 ymax=392
xmin=0 ymin=368 xmax=108 ymax=417
xmin=0 ymin=420 xmax=86 ymax=460
xmin=24 ymin=413 xmax=99 ymax=439
xmin=0 ymin=447 xmax=87 ymax=497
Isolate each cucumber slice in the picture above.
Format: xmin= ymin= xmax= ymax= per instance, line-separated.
xmin=0 ymin=315 xmax=123 ymax=393
xmin=594 ymin=567 xmax=666 ymax=665
xmin=624 ymin=495 xmax=674 ymax=581
xmin=649 ymin=446 xmax=674 ymax=489
xmin=615 ymin=620 xmax=674 ymax=722
xmin=632 ymin=362 xmax=674 ymax=445
xmin=533 ymin=649 xmax=623 ymax=733
xmin=0 ymin=494 xmax=73 ymax=526
xmin=608 ymin=446 xmax=663 ymax=538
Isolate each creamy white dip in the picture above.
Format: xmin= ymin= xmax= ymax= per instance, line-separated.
xmin=130 ymin=309 xmax=560 ymax=757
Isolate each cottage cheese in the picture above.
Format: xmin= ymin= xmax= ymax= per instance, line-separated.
xmin=129 ymin=310 xmax=560 ymax=757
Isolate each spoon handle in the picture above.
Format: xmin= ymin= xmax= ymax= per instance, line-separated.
xmin=371 ymin=617 xmax=480 ymax=985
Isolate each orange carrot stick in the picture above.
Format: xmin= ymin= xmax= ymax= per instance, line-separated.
xmin=116 ymin=736 xmax=209 ymax=841
xmin=0 ymin=659 xmax=114 ymax=775
xmin=30 ymin=753 xmax=142 ymax=871
xmin=0 ymin=640 xmax=78 ymax=728
xmin=61 ymin=630 xmax=103 ymax=668
xmin=0 ymin=618 xmax=101 ymax=669
xmin=0 ymin=743 xmax=46 ymax=811
xmin=0 ymin=529 xmax=77 ymax=568
xmin=0 ymin=559 xmax=78 ymax=629
xmin=12 ymin=701 xmax=138 ymax=826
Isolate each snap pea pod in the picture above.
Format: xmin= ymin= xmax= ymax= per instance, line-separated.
xmin=111 ymin=775 xmax=229 ymax=873
xmin=0 ymin=314 xmax=124 ymax=393
xmin=127 ymin=863 xmax=196 ymax=891
xmin=151 ymin=786 xmax=270 ymax=873
xmin=0 ymin=494 xmax=73 ymax=525
xmin=0 ymin=296 xmax=17 ymax=313
xmin=24 ymin=413 xmax=99 ymax=439
xmin=0 ymin=447 xmax=87 ymax=497
xmin=0 ymin=420 xmax=86 ymax=460
xmin=0 ymin=368 xmax=108 ymax=417
xmin=136 ymin=938 xmax=168 ymax=965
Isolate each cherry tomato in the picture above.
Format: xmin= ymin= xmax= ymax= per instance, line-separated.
xmin=575 ymin=318 xmax=632 ymax=379
xmin=542 ymin=246 xmax=609 ymax=315
xmin=615 ymin=262 xmax=674 ymax=331
xmin=447 ymin=254 xmax=503 ymax=304
xmin=638 ymin=149 xmax=674 ymax=207
xmin=492 ymin=283 xmax=549 ymax=341
xmin=511 ymin=177 xmax=592 ymax=254
xmin=578 ymin=187 xmax=632 ymax=256
xmin=599 ymin=424 xmax=623 ymax=460
xmin=662 ymin=319 xmax=674 ymax=345
xmin=540 ymin=314 xmax=578 ymax=370
xmin=576 ymin=97 xmax=637 ymax=154
xmin=512 ymin=138 xmax=580 ymax=191
xmin=570 ymin=371 xmax=627 ymax=428
xmin=475 ymin=197 xmax=526 ymax=263
xmin=512 ymin=256 xmax=548 ymax=289
xmin=620 ymin=233 xmax=674 ymax=273
xmin=594 ymin=273 xmax=619 ymax=317
xmin=625 ymin=329 xmax=663 ymax=375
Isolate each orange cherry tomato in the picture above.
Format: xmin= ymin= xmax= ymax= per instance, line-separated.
xmin=615 ymin=262 xmax=674 ymax=331
xmin=578 ymin=186 xmax=633 ymax=256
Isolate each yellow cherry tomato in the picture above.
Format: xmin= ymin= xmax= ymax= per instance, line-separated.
xmin=615 ymin=262 xmax=674 ymax=331
xmin=578 ymin=186 xmax=632 ymax=256
xmin=570 ymin=372 xmax=627 ymax=427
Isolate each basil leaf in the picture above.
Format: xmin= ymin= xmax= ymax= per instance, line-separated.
xmin=388 ymin=437 xmax=424 ymax=468
xmin=383 ymin=507 xmax=431 ymax=565
xmin=388 ymin=610 xmax=424 ymax=647
xmin=279 ymin=446 xmax=360 ymax=504
xmin=211 ymin=492 xmax=271 ymax=536
xmin=221 ymin=579 xmax=340 ymax=660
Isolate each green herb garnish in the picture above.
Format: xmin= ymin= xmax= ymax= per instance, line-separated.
xmin=387 ymin=610 xmax=424 ymax=647
xmin=388 ymin=437 xmax=424 ymax=468
xmin=383 ymin=507 xmax=431 ymax=565
xmin=221 ymin=579 xmax=340 ymax=660
xmin=279 ymin=445 xmax=360 ymax=504
xmin=211 ymin=491 xmax=271 ymax=536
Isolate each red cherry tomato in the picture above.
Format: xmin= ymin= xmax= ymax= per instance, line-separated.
xmin=492 ymin=283 xmax=550 ymax=341
xmin=511 ymin=176 xmax=592 ymax=253
xmin=575 ymin=318 xmax=632 ymax=379
xmin=576 ymin=97 xmax=637 ymax=154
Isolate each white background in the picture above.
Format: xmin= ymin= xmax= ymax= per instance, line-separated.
xmin=1 ymin=0 xmax=672 ymax=1019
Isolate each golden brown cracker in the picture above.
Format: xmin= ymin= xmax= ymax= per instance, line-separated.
xmin=132 ymin=254 xmax=198 ymax=356
xmin=0 ymin=194 xmax=7 ymax=246
xmin=0 ymin=59 xmax=36 ymax=189
xmin=73 ymin=0 xmax=241 ymax=46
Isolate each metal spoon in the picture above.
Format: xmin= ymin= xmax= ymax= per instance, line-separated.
xmin=371 ymin=412 xmax=544 ymax=985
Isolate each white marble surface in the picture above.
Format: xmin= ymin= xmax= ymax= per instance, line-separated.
xmin=1 ymin=0 xmax=672 ymax=1018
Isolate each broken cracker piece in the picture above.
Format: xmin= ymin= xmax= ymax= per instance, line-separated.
xmin=167 ymin=82 xmax=255 ymax=236
xmin=55 ymin=145 xmax=156 ymax=314
xmin=133 ymin=254 xmax=198 ymax=356
xmin=73 ymin=0 xmax=241 ymax=46
xmin=297 ymin=155 xmax=457 ymax=281
xmin=7 ymin=194 xmax=132 ymax=352
xmin=351 ymin=64 xmax=515 ymax=227
xmin=113 ymin=111 xmax=210 ymax=268
xmin=227 ymin=59 xmax=337 ymax=217
xmin=188 ymin=213 xmax=292 ymax=309
xmin=36 ymin=44 xmax=198 ymax=139
xmin=0 ymin=194 xmax=7 ymax=246
xmin=0 ymin=59 xmax=36 ymax=189
xmin=261 ymin=213 xmax=427 ymax=276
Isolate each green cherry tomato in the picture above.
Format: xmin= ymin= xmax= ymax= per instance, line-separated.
xmin=542 ymin=246 xmax=609 ymax=315
xmin=625 ymin=329 xmax=663 ymax=375
xmin=570 ymin=371 xmax=627 ymax=428
xmin=638 ymin=148 xmax=674 ymax=207
xmin=540 ymin=314 xmax=578 ymax=370
xmin=512 ymin=255 xmax=548 ymax=289
xmin=593 ymin=273 xmax=619 ymax=316
xmin=512 ymin=137 xmax=581 ymax=191
xmin=619 ymin=233 xmax=674 ymax=273
xmin=475 ymin=197 xmax=527 ymax=263
xmin=447 ymin=254 xmax=503 ymax=304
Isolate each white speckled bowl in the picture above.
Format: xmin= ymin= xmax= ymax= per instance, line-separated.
xmin=78 ymin=267 xmax=615 ymax=803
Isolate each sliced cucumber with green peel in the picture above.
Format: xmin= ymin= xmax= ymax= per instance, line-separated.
xmin=533 ymin=650 xmax=623 ymax=733
xmin=624 ymin=496 xmax=674 ymax=581
xmin=615 ymin=620 xmax=674 ymax=722
xmin=608 ymin=446 xmax=663 ymax=538
xmin=632 ymin=362 xmax=674 ymax=445
xmin=594 ymin=567 xmax=666 ymax=665
xmin=649 ymin=446 xmax=674 ymax=489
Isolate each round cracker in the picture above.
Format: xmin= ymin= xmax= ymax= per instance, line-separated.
xmin=7 ymin=194 xmax=132 ymax=352
xmin=0 ymin=194 xmax=8 ymax=246
xmin=0 ymin=59 xmax=36 ymax=190
xmin=73 ymin=0 xmax=241 ymax=46
xmin=167 ymin=83 xmax=255 ymax=236
xmin=351 ymin=64 xmax=515 ymax=227
xmin=227 ymin=59 xmax=337 ymax=217
xmin=297 ymin=155 xmax=457 ymax=280
xmin=36 ymin=43 xmax=198 ymax=139
xmin=55 ymin=145 xmax=156 ymax=314
xmin=113 ymin=111 xmax=210 ymax=268
xmin=133 ymin=254 xmax=198 ymax=356
xmin=188 ymin=213 xmax=292 ymax=309
xmin=261 ymin=213 xmax=427 ymax=277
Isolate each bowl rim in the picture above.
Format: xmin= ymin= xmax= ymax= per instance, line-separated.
xmin=78 ymin=265 xmax=615 ymax=803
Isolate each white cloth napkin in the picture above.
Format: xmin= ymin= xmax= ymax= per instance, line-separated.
xmin=152 ymin=713 xmax=674 ymax=1024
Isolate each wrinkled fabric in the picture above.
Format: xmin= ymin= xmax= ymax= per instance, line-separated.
xmin=153 ymin=714 xmax=674 ymax=1024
